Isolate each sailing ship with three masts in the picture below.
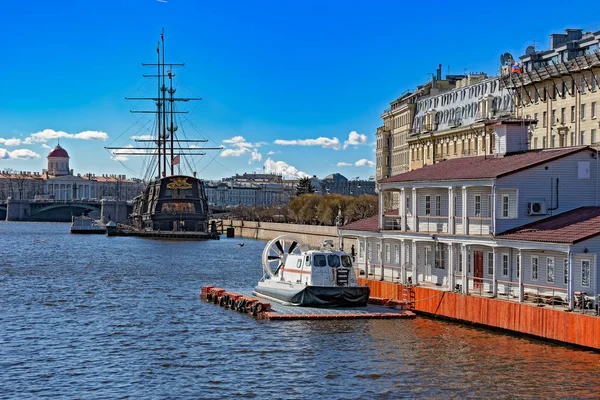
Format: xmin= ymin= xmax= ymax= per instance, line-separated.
xmin=106 ymin=29 xmax=220 ymax=239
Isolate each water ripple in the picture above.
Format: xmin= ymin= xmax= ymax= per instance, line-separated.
xmin=1 ymin=222 xmax=600 ymax=399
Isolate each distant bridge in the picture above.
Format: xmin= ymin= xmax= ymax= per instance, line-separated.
xmin=3 ymin=199 xmax=103 ymax=222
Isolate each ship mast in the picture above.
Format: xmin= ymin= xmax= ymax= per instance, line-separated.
xmin=107 ymin=28 xmax=223 ymax=179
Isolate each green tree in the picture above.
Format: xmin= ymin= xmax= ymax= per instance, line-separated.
xmin=295 ymin=177 xmax=315 ymax=196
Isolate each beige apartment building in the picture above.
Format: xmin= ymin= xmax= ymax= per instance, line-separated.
xmin=502 ymin=30 xmax=600 ymax=149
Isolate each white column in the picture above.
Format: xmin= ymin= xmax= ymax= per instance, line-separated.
xmin=448 ymin=242 xmax=455 ymax=290
xmin=400 ymin=188 xmax=406 ymax=232
xmin=378 ymin=191 xmax=384 ymax=230
xmin=462 ymin=186 xmax=469 ymax=235
xmin=411 ymin=240 xmax=418 ymax=285
xmin=448 ymin=186 xmax=455 ymax=234
xmin=567 ymin=248 xmax=574 ymax=310
xmin=518 ymin=249 xmax=524 ymax=302
xmin=411 ymin=188 xmax=418 ymax=231
xmin=379 ymin=239 xmax=384 ymax=281
xmin=492 ymin=247 xmax=497 ymax=297
xmin=400 ymin=239 xmax=407 ymax=284
xmin=462 ymin=244 xmax=468 ymax=294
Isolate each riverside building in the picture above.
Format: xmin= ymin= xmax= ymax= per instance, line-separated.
xmin=0 ymin=144 xmax=142 ymax=201
xmin=501 ymin=29 xmax=600 ymax=149
xmin=342 ymin=122 xmax=600 ymax=311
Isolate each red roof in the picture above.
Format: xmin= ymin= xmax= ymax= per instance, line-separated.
xmin=498 ymin=207 xmax=600 ymax=244
xmin=341 ymin=215 xmax=379 ymax=232
xmin=48 ymin=145 xmax=69 ymax=158
xmin=380 ymin=147 xmax=590 ymax=183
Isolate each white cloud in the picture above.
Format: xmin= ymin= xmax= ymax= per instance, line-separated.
xmin=41 ymin=144 xmax=51 ymax=149
xmin=267 ymin=151 xmax=276 ymax=155
xmin=0 ymin=138 xmax=22 ymax=146
xmin=221 ymin=148 xmax=250 ymax=157
xmin=355 ymin=159 xmax=375 ymax=167
xmin=131 ymin=135 xmax=154 ymax=141
xmin=263 ymin=158 xmax=309 ymax=178
xmin=27 ymin=129 xmax=108 ymax=143
xmin=223 ymin=135 xmax=253 ymax=149
xmin=0 ymin=148 xmax=41 ymax=160
xmin=274 ymin=137 xmax=341 ymax=150
xmin=249 ymin=149 xmax=262 ymax=164
xmin=110 ymin=144 xmax=154 ymax=161
xmin=337 ymin=162 xmax=352 ymax=167
xmin=343 ymin=131 xmax=368 ymax=149
xmin=221 ymin=135 xmax=265 ymax=160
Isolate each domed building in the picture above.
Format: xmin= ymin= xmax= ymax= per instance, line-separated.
xmin=0 ymin=144 xmax=143 ymax=201
xmin=47 ymin=144 xmax=71 ymax=176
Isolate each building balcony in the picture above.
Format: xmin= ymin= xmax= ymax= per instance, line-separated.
xmin=380 ymin=215 xmax=492 ymax=236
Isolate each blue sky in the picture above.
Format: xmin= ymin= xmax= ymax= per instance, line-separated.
xmin=1 ymin=1 xmax=600 ymax=180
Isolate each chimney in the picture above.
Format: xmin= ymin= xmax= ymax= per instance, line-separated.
xmin=493 ymin=120 xmax=531 ymax=157
xmin=437 ymin=64 xmax=442 ymax=81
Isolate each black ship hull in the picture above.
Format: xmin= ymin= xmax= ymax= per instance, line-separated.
xmin=130 ymin=175 xmax=219 ymax=239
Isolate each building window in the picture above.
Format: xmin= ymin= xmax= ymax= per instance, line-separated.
xmin=533 ymin=137 xmax=538 ymax=149
xmin=592 ymin=102 xmax=597 ymax=119
xmin=367 ymin=242 xmax=372 ymax=260
xmin=564 ymin=259 xmax=568 ymax=284
xmin=435 ymin=195 xmax=441 ymax=216
xmin=488 ymin=194 xmax=492 ymax=218
xmin=581 ymin=104 xmax=586 ymax=120
xmin=582 ymin=260 xmax=590 ymax=287
xmin=571 ymin=132 xmax=576 ymax=146
xmin=502 ymin=194 xmax=509 ymax=218
xmin=487 ymin=252 xmax=494 ymax=275
xmin=474 ymin=195 xmax=481 ymax=217
xmin=571 ymin=106 xmax=576 ymax=122
xmin=551 ymin=109 xmax=556 ymax=125
xmin=532 ymin=256 xmax=539 ymax=280
xmin=502 ymin=254 xmax=509 ymax=276
xmin=551 ymin=135 xmax=556 ymax=148
xmin=547 ymin=257 xmax=555 ymax=283
xmin=560 ymin=107 xmax=566 ymax=124
xmin=394 ymin=244 xmax=400 ymax=264
xmin=425 ymin=196 xmax=431 ymax=215
xmin=424 ymin=246 xmax=431 ymax=266
xmin=543 ymin=111 xmax=547 ymax=128
xmin=385 ymin=243 xmax=390 ymax=263
xmin=376 ymin=243 xmax=381 ymax=261
xmin=593 ymin=75 xmax=598 ymax=92
xmin=592 ymin=129 xmax=597 ymax=144
xmin=458 ymin=251 xmax=463 ymax=273
xmin=581 ymin=131 xmax=586 ymax=145
xmin=435 ymin=245 xmax=445 ymax=269
xmin=517 ymin=254 xmax=520 ymax=279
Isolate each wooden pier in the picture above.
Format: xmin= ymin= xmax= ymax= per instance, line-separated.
xmin=200 ymin=286 xmax=416 ymax=321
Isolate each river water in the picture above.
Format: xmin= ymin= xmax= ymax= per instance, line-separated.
xmin=1 ymin=222 xmax=600 ymax=399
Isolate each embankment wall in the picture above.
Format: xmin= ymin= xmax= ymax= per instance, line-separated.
xmin=360 ymin=279 xmax=600 ymax=350
xmin=214 ymin=219 xmax=356 ymax=249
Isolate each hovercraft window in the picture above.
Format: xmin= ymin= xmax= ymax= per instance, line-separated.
xmin=341 ymin=255 xmax=352 ymax=268
xmin=305 ymin=255 xmax=311 ymax=266
xmin=327 ymin=255 xmax=341 ymax=268
xmin=313 ymin=254 xmax=327 ymax=267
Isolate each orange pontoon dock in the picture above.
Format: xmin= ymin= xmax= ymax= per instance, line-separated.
xmin=200 ymin=286 xmax=416 ymax=321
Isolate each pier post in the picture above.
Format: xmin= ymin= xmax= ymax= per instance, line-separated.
xmin=5 ymin=199 xmax=31 ymax=221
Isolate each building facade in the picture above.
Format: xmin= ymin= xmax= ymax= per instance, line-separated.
xmin=343 ymin=122 xmax=600 ymax=311
xmin=205 ymin=173 xmax=291 ymax=207
xmin=0 ymin=145 xmax=143 ymax=201
xmin=502 ymin=29 xmax=600 ymax=150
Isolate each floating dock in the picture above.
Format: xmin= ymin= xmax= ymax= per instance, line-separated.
xmin=201 ymin=286 xmax=416 ymax=321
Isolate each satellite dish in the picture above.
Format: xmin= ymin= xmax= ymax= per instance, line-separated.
xmin=525 ymin=46 xmax=536 ymax=56
xmin=500 ymin=52 xmax=514 ymax=66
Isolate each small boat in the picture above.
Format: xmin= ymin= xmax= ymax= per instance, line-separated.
xmin=70 ymin=216 xmax=105 ymax=234
xmin=253 ymin=235 xmax=370 ymax=307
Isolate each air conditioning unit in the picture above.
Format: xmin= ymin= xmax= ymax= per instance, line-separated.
xmin=527 ymin=201 xmax=546 ymax=215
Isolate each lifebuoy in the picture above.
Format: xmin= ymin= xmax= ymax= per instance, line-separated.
xmin=206 ymin=292 xmax=213 ymax=302
xmin=213 ymin=294 xmax=219 ymax=304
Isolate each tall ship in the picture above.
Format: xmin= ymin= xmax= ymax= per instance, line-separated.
xmin=106 ymin=29 xmax=220 ymax=239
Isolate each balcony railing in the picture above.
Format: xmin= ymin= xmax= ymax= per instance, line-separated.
xmin=417 ymin=215 xmax=448 ymax=233
xmin=382 ymin=216 xmax=403 ymax=231
xmin=467 ymin=217 xmax=492 ymax=236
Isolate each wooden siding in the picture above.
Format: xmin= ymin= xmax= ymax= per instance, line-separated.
xmin=359 ymin=278 xmax=600 ymax=350
xmin=495 ymin=151 xmax=599 ymax=233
